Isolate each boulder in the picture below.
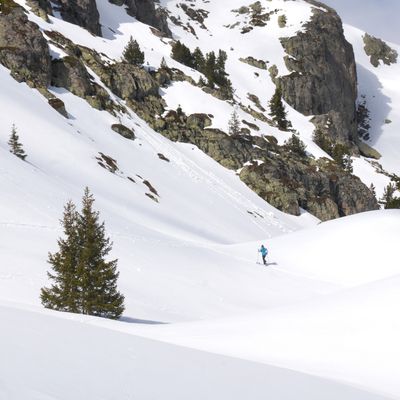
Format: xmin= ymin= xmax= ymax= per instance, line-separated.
xmin=358 ymin=141 xmax=382 ymax=160
xmin=48 ymin=97 xmax=68 ymax=118
xmin=111 ymin=124 xmax=135 ymax=140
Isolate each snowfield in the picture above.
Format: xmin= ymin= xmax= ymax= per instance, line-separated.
xmin=0 ymin=304 xmax=392 ymax=400
xmin=1 ymin=0 xmax=400 ymax=398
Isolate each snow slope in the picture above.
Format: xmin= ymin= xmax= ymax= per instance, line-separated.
xmin=1 ymin=0 xmax=400 ymax=398
xmin=131 ymin=273 xmax=400 ymax=399
xmin=0 ymin=303 xmax=392 ymax=400
xmin=344 ymin=25 xmax=400 ymax=177
xmin=0 ymin=63 xmax=325 ymax=322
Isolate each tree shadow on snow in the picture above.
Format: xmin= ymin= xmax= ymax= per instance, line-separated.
xmin=356 ymin=63 xmax=392 ymax=146
xmin=120 ymin=316 xmax=169 ymax=325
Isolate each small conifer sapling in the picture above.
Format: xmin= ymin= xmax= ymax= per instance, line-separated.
xmin=228 ymin=109 xmax=241 ymax=136
xmin=8 ymin=124 xmax=27 ymax=160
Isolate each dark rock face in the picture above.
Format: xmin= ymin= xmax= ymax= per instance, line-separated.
xmin=50 ymin=55 xmax=114 ymax=111
xmin=0 ymin=2 xmax=51 ymax=87
xmin=55 ymin=0 xmax=101 ymax=36
xmin=279 ymin=7 xmax=358 ymax=145
xmin=109 ymin=0 xmax=171 ymax=36
xmin=103 ymin=63 xmax=159 ymax=101
xmin=51 ymin=56 xmax=94 ymax=98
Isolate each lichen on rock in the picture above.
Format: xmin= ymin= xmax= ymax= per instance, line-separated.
xmin=363 ymin=33 xmax=398 ymax=67
xmin=0 ymin=1 xmax=51 ymax=88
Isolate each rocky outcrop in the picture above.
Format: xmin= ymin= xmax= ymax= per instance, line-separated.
xmin=48 ymin=97 xmax=68 ymax=117
xmin=279 ymin=6 xmax=358 ymax=146
xmin=363 ymin=33 xmax=398 ymax=67
xmin=102 ymin=63 xmax=159 ymax=101
xmin=54 ymin=0 xmax=101 ymax=36
xmin=240 ymin=155 xmax=379 ymax=221
xmin=109 ymin=0 xmax=171 ymax=37
xmin=51 ymin=56 xmax=95 ymax=98
xmin=0 ymin=1 xmax=51 ymax=88
xmin=239 ymin=56 xmax=268 ymax=70
xmin=1 ymin=8 xmax=373 ymax=221
xmin=45 ymin=31 xmax=158 ymax=110
xmin=151 ymin=108 xmax=378 ymax=220
xmin=51 ymin=56 xmax=113 ymax=110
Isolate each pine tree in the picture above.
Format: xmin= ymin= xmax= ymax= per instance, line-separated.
xmin=192 ymin=47 xmax=205 ymax=70
xmin=284 ymin=133 xmax=307 ymax=157
xmin=41 ymin=201 xmax=81 ymax=313
xmin=171 ymin=40 xmax=193 ymax=67
xmin=75 ymin=188 xmax=125 ymax=319
xmin=228 ymin=109 xmax=241 ymax=136
xmin=41 ymin=188 xmax=125 ymax=319
xmin=357 ymin=97 xmax=371 ymax=140
xmin=215 ymin=50 xmax=228 ymax=85
xmin=269 ymin=87 xmax=290 ymax=131
xmin=332 ymin=143 xmax=351 ymax=171
xmin=313 ymin=129 xmax=333 ymax=155
xmin=160 ymin=56 xmax=168 ymax=69
xmin=203 ymin=51 xmax=217 ymax=87
xmin=123 ymin=36 xmax=145 ymax=66
xmin=380 ymin=183 xmax=400 ymax=209
xmin=8 ymin=124 xmax=27 ymax=160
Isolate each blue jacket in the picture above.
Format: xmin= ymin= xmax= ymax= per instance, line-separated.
xmin=259 ymin=246 xmax=268 ymax=256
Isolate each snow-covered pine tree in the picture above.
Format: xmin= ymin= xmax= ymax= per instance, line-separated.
xmin=76 ymin=187 xmax=125 ymax=319
xmin=41 ymin=201 xmax=81 ymax=313
xmin=8 ymin=124 xmax=27 ymax=160
xmin=269 ymin=87 xmax=290 ymax=131
xmin=123 ymin=36 xmax=145 ymax=66
xmin=228 ymin=109 xmax=241 ymax=136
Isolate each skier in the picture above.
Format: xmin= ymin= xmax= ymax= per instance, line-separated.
xmin=258 ymin=244 xmax=268 ymax=265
